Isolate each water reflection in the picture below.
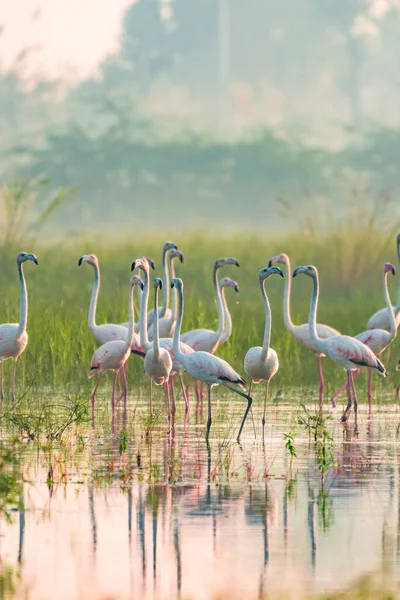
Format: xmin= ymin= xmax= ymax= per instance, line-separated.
xmin=2 ymin=400 xmax=400 ymax=599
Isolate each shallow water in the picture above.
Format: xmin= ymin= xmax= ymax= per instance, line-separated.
xmin=2 ymin=391 xmax=400 ymax=599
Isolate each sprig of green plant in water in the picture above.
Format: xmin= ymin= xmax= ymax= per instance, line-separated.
xmin=297 ymin=404 xmax=335 ymax=486
xmin=283 ymin=430 xmax=297 ymax=479
xmin=0 ymin=441 xmax=23 ymax=523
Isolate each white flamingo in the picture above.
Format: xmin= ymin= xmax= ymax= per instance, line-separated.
xmin=218 ymin=277 xmax=239 ymax=345
xmin=88 ymin=275 xmax=143 ymax=417
xmin=269 ymin=253 xmax=341 ymax=405
xmin=134 ymin=258 xmax=192 ymax=412
xmin=171 ymin=277 xmax=253 ymax=442
xmin=144 ymin=278 xmax=173 ymax=415
xmin=331 ymin=262 xmax=397 ymax=410
xmin=180 ymin=257 xmax=239 ymax=353
xmin=293 ymin=265 xmax=386 ymax=433
xmin=367 ymin=233 xmax=400 ymax=331
xmin=0 ymin=252 xmax=38 ymax=404
xmin=78 ymin=254 xmax=145 ymax=356
xmin=244 ymin=266 xmax=283 ymax=431
xmin=148 ymin=249 xmax=183 ymax=340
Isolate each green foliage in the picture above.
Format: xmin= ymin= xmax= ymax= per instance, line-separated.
xmin=298 ymin=404 xmax=335 ymax=485
xmin=0 ymin=441 xmax=22 ymax=523
xmin=283 ymin=430 xmax=297 ymax=478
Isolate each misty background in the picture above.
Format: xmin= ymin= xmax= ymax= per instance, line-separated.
xmin=1 ymin=0 xmax=400 ymax=234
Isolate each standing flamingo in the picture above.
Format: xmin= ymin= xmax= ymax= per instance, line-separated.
xmin=244 ymin=266 xmax=283 ymax=431
xmin=293 ymin=265 xmax=386 ymax=433
xmin=88 ymin=276 xmax=143 ymax=416
xmin=331 ymin=262 xmax=397 ymax=410
xmin=171 ymin=277 xmax=253 ymax=442
xmin=148 ymin=249 xmax=183 ymax=340
xmin=78 ymin=254 xmax=145 ymax=356
xmin=134 ymin=258 xmax=193 ymax=411
xmin=0 ymin=252 xmax=38 ymax=404
xmin=144 ymin=278 xmax=173 ymax=415
xmin=367 ymin=234 xmax=400 ymax=331
xmin=218 ymin=277 xmax=239 ymax=346
xmin=269 ymin=253 xmax=341 ymax=405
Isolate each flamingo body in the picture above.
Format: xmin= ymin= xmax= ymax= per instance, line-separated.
xmin=0 ymin=326 xmax=28 ymax=361
xmin=144 ymin=278 xmax=173 ymax=387
xmin=244 ymin=347 xmax=278 ymax=384
xmin=290 ymin=323 xmax=341 ymax=356
xmin=317 ymin=334 xmax=385 ymax=373
xmin=89 ymin=340 xmax=130 ymax=379
xmin=367 ymin=306 xmax=400 ymax=332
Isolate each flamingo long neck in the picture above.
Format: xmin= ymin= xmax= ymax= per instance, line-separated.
xmin=260 ymin=279 xmax=272 ymax=361
xmin=169 ymin=255 xmax=178 ymax=320
xmin=125 ymin=283 xmax=135 ymax=350
xmin=17 ymin=262 xmax=28 ymax=335
xmin=139 ymin=268 xmax=151 ymax=352
xmin=153 ymin=286 xmax=161 ymax=360
xmin=88 ymin=262 xmax=100 ymax=329
xmin=219 ymin=288 xmax=232 ymax=344
xmin=308 ymin=272 xmax=325 ymax=353
xmin=213 ymin=264 xmax=225 ymax=338
xmin=172 ymin=286 xmax=186 ymax=364
xmin=383 ymin=270 xmax=397 ymax=338
xmin=282 ymin=258 xmax=296 ymax=333
xmin=160 ymin=247 xmax=170 ymax=318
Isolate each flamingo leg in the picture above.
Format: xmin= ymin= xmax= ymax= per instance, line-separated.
xmin=111 ymin=371 xmax=118 ymax=412
xmin=11 ymin=358 xmax=17 ymax=405
xmin=164 ymin=382 xmax=170 ymax=414
xmin=121 ymin=364 xmax=128 ymax=410
xmin=317 ymin=356 xmax=324 ymax=407
xmin=0 ymin=361 xmax=4 ymax=405
xmin=367 ymin=369 xmax=373 ymax=414
xmin=248 ymin=380 xmax=253 ymax=396
xmin=331 ymin=380 xmax=348 ymax=408
xmin=91 ymin=373 xmax=103 ymax=423
xmin=262 ymin=381 xmax=269 ymax=435
xmin=222 ymin=383 xmax=253 ymax=443
xmin=149 ymin=379 xmax=153 ymax=417
xmin=179 ymin=373 xmax=190 ymax=412
xmin=348 ymin=370 xmax=359 ymax=435
xmin=205 ymin=384 xmax=213 ymax=440
xmin=396 ymin=384 xmax=400 ymax=408
xmin=170 ymin=379 xmax=176 ymax=416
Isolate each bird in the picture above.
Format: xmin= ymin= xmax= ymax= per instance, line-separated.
xmin=367 ymin=233 xmax=400 ymax=331
xmin=88 ymin=275 xmax=143 ymax=417
xmin=269 ymin=253 xmax=341 ymax=406
xmin=144 ymin=278 xmax=173 ymax=416
xmin=180 ymin=257 xmax=239 ymax=353
xmin=78 ymin=254 xmax=145 ymax=356
xmin=331 ymin=262 xmax=397 ymax=410
xmin=133 ymin=258 xmax=193 ymax=412
xmin=147 ymin=249 xmax=183 ymax=340
xmin=0 ymin=252 xmax=38 ymax=405
xmin=171 ymin=277 xmax=253 ymax=442
xmin=396 ymin=359 xmax=400 ymax=408
xmin=244 ymin=266 xmax=283 ymax=432
xmin=293 ymin=265 xmax=386 ymax=434
xmin=217 ymin=277 xmax=240 ymax=346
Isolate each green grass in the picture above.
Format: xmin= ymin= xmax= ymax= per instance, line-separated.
xmin=0 ymin=228 xmax=398 ymax=405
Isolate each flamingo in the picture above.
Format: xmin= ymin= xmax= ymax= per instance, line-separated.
xmin=268 ymin=253 xmax=341 ymax=405
xmin=244 ymin=266 xmax=283 ymax=431
xmin=218 ymin=277 xmax=239 ymax=345
xmin=396 ymin=360 xmax=400 ymax=408
xmin=78 ymin=254 xmax=145 ymax=356
xmin=134 ymin=257 xmax=193 ymax=412
xmin=171 ymin=277 xmax=253 ymax=442
xmin=331 ymin=262 xmax=397 ymax=410
xmin=148 ymin=249 xmax=183 ymax=340
xmin=367 ymin=233 xmax=400 ymax=331
xmin=293 ymin=265 xmax=387 ymax=433
xmin=88 ymin=275 xmax=143 ymax=416
xmin=144 ymin=278 xmax=173 ymax=415
xmin=0 ymin=252 xmax=38 ymax=405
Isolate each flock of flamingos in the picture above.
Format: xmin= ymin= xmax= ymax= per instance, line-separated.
xmin=1 ymin=236 xmax=400 ymax=441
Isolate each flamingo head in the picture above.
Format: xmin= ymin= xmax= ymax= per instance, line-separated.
xmin=171 ymin=277 xmax=183 ymax=291
xmin=131 ymin=257 xmax=148 ymax=272
xmin=154 ymin=277 xmax=163 ymax=290
xmin=259 ymin=266 xmax=284 ymax=282
xmin=130 ymin=275 xmax=144 ymax=291
xmin=17 ymin=252 xmax=39 ymax=266
xmin=78 ymin=254 xmax=97 ymax=267
xmin=145 ymin=257 xmax=155 ymax=270
xmin=170 ymin=249 xmax=183 ymax=263
xmin=268 ymin=253 xmax=289 ymax=268
xmin=396 ymin=359 xmax=400 ymax=371
xmin=293 ymin=265 xmax=317 ymax=279
xmin=163 ymin=242 xmax=178 ymax=258
xmin=220 ymin=277 xmax=239 ymax=292
xmin=384 ymin=262 xmax=396 ymax=276
xmin=215 ymin=257 xmax=240 ymax=269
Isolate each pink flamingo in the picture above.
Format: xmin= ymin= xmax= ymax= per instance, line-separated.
xmin=293 ymin=265 xmax=387 ymax=434
xmin=244 ymin=266 xmax=284 ymax=431
xmin=88 ymin=275 xmax=143 ymax=417
xmin=148 ymin=249 xmax=183 ymax=340
xmin=144 ymin=278 xmax=173 ymax=415
xmin=0 ymin=252 xmax=38 ymax=405
xmin=171 ymin=277 xmax=253 ymax=442
xmin=134 ymin=258 xmax=192 ymax=412
xmin=367 ymin=234 xmax=400 ymax=331
xmin=331 ymin=262 xmax=397 ymax=410
xmin=78 ymin=254 xmax=145 ymax=356
xmin=269 ymin=253 xmax=341 ymax=405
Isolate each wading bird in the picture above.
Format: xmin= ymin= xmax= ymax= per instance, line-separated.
xmin=171 ymin=277 xmax=253 ymax=442
xmin=269 ymin=253 xmax=341 ymax=406
xmin=144 ymin=278 xmax=173 ymax=415
xmin=148 ymin=249 xmax=183 ymax=340
xmin=0 ymin=252 xmax=39 ymax=404
xmin=367 ymin=234 xmax=400 ymax=331
xmin=331 ymin=263 xmax=397 ymax=410
xmin=293 ymin=265 xmax=386 ymax=434
xmin=244 ymin=266 xmax=283 ymax=432
xmin=217 ymin=277 xmax=240 ymax=346
xmin=88 ymin=276 xmax=143 ymax=417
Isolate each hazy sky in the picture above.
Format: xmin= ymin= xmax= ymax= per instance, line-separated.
xmin=0 ymin=0 xmax=132 ymax=80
